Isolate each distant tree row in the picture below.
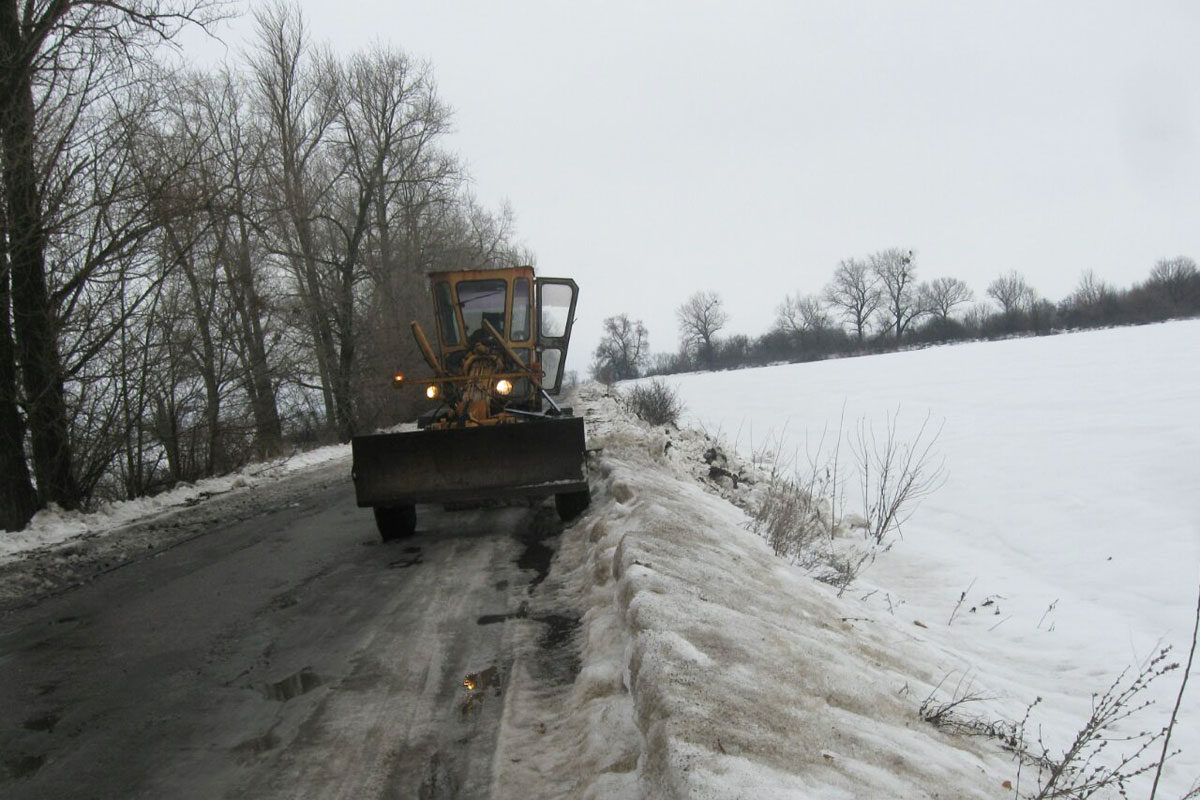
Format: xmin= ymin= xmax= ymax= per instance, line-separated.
xmin=1 ymin=2 xmax=528 ymax=531
xmin=591 ymin=250 xmax=1200 ymax=382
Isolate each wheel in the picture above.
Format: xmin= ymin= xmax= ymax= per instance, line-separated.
xmin=374 ymin=505 xmax=416 ymax=541
xmin=554 ymin=489 xmax=590 ymax=522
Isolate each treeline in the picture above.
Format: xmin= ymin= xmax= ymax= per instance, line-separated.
xmin=592 ymin=248 xmax=1200 ymax=381
xmin=1 ymin=2 xmax=528 ymax=531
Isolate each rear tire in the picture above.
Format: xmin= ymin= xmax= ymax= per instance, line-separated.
xmin=554 ymin=489 xmax=590 ymax=522
xmin=374 ymin=505 xmax=417 ymax=541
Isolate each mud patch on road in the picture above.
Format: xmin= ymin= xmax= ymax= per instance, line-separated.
xmin=2 ymin=753 xmax=46 ymax=780
xmin=389 ymin=546 xmax=423 ymax=569
xmin=261 ymin=667 xmax=323 ymax=701
xmin=477 ymin=601 xmax=529 ymax=626
xmin=270 ymin=593 xmax=299 ymax=610
xmin=418 ymin=749 xmax=458 ymax=799
xmin=537 ymin=614 xmax=580 ymax=651
xmin=532 ymin=614 xmax=581 ymax=686
xmin=515 ymin=508 xmax=561 ymax=591
xmin=22 ymin=712 xmax=59 ymax=733
xmin=460 ymin=665 xmax=503 ymax=718
xmin=477 ymin=608 xmax=581 ymax=685
xmin=233 ymin=729 xmax=281 ymax=756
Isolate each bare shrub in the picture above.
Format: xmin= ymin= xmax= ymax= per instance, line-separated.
xmin=1020 ymin=648 xmax=1181 ymax=799
xmin=851 ymin=410 xmax=946 ymax=545
xmin=919 ymin=672 xmax=1022 ymax=749
xmin=750 ymin=420 xmax=847 ymax=574
xmin=625 ymin=379 xmax=684 ymax=426
xmin=1150 ymin=580 xmax=1200 ymax=799
xmin=752 ymin=477 xmax=831 ymax=561
xmin=814 ymin=549 xmax=874 ymax=593
xmin=920 ymin=650 xmax=1195 ymax=800
xmin=750 ymin=409 xmax=944 ymax=591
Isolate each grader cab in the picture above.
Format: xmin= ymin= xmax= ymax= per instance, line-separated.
xmin=351 ymin=266 xmax=590 ymax=540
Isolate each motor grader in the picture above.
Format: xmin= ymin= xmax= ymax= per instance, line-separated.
xmin=351 ymin=266 xmax=590 ymax=540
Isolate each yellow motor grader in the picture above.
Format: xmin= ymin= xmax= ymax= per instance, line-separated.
xmin=351 ymin=266 xmax=590 ymax=540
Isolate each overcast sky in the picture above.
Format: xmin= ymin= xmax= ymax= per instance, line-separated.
xmin=182 ymin=1 xmax=1200 ymax=371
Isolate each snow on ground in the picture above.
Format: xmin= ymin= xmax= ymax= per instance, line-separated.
xmin=4 ymin=323 xmax=1197 ymax=797
xmin=0 ymin=435 xmax=387 ymax=611
xmin=622 ymin=319 xmax=1200 ymax=797
xmin=0 ymin=440 xmax=367 ymax=566
xmin=506 ymin=386 xmax=1013 ymax=798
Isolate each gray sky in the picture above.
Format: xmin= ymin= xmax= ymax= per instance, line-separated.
xmin=183 ymin=1 xmax=1200 ymax=371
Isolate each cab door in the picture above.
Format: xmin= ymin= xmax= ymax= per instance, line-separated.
xmin=535 ymin=277 xmax=578 ymax=394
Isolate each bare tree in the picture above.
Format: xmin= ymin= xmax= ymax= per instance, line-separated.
xmin=775 ymin=291 xmax=838 ymax=354
xmin=1147 ymin=256 xmax=1199 ymax=310
xmin=824 ymin=258 xmax=880 ymax=344
xmin=776 ymin=293 xmax=832 ymax=336
xmin=987 ymin=270 xmax=1036 ymax=318
xmin=676 ymin=290 xmax=728 ymax=370
xmin=1062 ymin=269 xmax=1118 ymax=327
xmin=0 ymin=214 xmax=37 ymax=529
xmin=173 ymin=68 xmax=284 ymax=458
xmin=920 ymin=277 xmax=974 ymax=323
xmin=1072 ymin=269 xmax=1113 ymax=309
xmin=872 ymin=248 xmax=925 ymax=341
xmin=251 ymin=5 xmax=467 ymax=441
xmin=0 ymin=0 xmax=533 ymax=526
xmin=250 ymin=3 xmax=346 ymax=437
xmin=0 ymin=0 xmax=223 ymax=528
xmin=591 ymin=314 xmax=648 ymax=384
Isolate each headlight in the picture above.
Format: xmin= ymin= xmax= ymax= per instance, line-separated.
xmin=495 ymin=379 xmax=514 ymax=396
xmin=425 ymin=384 xmax=440 ymax=400
xmin=392 ymin=371 xmax=405 ymax=387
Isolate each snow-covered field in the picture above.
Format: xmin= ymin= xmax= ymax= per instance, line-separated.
xmin=631 ymin=319 xmax=1200 ymax=796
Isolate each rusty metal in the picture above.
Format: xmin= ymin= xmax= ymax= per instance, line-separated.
xmin=351 ymin=416 xmax=588 ymax=507
xmin=410 ymin=321 xmax=443 ymax=375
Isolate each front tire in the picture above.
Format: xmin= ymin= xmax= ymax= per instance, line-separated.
xmin=555 ymin=489 xmax=590 ymax=522
xmin=374 ymin=505 xmax=417 ymax=541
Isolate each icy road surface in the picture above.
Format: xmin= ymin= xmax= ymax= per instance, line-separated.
xmin=0 ymin=458 xmax=577 ymax=798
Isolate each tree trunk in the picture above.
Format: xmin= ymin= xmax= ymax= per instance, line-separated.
xmin=0 ymin=16 xmax=80 ymax=509
xmin=282 ymin=174 xmax=339 ymax=435
xmin=171 ymin=228 xmax=226 ymax=475
xmin=0 ymin=236 xmax=38 ymax=531
xmin=229 ymin=218 xmax=282 ymax=456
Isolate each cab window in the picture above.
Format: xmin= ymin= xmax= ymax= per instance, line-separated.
xmin=511 ymin=278 xmax=531 ymax=341
xmin=434 ymin=281 xmax=460 ymax=346
xmin=540 ymin=282 xmax=573 ymax=338
xmin=457 ymin=279 xmax=508 ymax=339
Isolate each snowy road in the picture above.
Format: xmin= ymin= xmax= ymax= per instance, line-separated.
xmin=0 ymin=458 xmax=571 ymax=799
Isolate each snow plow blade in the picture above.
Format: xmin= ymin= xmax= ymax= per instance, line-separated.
xmin=351 ymin=416 xmax=588 ymax=507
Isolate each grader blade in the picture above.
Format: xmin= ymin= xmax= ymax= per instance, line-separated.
xmin=351 ymin=416 xmax=588 ymax=508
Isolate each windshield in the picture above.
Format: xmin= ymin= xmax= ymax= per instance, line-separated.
xmin=457 ymin=279 xmax=508 ymax=339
